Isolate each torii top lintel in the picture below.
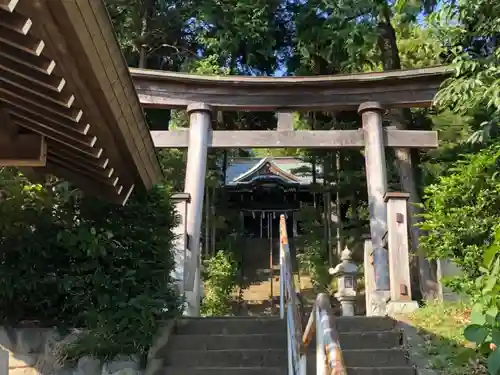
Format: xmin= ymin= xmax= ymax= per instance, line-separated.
xmin=131 ymin=66 xmax=451 ymax=111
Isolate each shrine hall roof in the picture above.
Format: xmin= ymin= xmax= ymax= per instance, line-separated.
xmin=225 ymin=157 xmax=323 ymax=186
xmin=0 ymin=0 xmax=163 ymax=204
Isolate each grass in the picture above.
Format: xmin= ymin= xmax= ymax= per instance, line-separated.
xmin=402 ymin=300 xmax=487 ymax=375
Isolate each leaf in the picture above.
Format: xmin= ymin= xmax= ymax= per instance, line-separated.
xmin=487 ymin=307 xmax=500 ymax=324
xmin=480 ymin=342 xmax=494 ymax=355
xmin=493 ymin=257 xmax=500 ymax=277
xmin=484 ymin=243 xmax=498 ymax=268
xmin=492 ymin=329 xmax=500 ymax=346
xmin=464 ymin=324 xmax=489 ymax=345
xmin=471 ymin=306 xmax=487 ymax=325
xmin=486 ymin=275 xmax=498 ymax=293
xmin=488 ymin=348 xmax=500 ymax=375
xmin=456 ymin=347 xmax=477 ymax=363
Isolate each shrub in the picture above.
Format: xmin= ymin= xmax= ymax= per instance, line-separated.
xmin=201 ymin=249 xmax=238 ymax=316
xmin=419 ymin=143 xmax=500 ymax=295
xmin=463 ymin=225 xmax=500 ymax=375
xmin=0 ymin=174 xmax=181 ymax=362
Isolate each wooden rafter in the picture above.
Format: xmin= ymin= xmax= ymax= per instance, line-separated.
xmin=0 ymin=0 xmax=162 ymax=204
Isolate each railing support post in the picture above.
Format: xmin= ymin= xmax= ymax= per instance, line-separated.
xmin=287 ymin=322 xmax=293 ymax=375
xmin=280 ymin=240 xmax=285 ymax=319
xmin=316 ymin=307 xmax=326 ymax=375
xmin=300 ymin=354 xmax=307 ymax=375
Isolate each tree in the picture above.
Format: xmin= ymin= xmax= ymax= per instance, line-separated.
xmin=432 ymin=0 xmax=500 ymax=144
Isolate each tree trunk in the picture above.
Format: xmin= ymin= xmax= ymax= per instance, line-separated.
xmin=138 ymin=0 xmax=153 ymax=69
xmin=334 ymin=151 xmax=343 ymax=258
xmin=377 ymin=10 xmax=439 ymax=299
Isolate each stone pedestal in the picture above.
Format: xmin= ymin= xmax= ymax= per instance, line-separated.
xmin=339 ymin=298 xmax=356 ymax=317
xmin=363 ymin=238 xmax=390 ymax=316
xmin=171 ymin=193 xmax=190 ymax=296
xmin=387 ymin=300 xmax=419 ymax=315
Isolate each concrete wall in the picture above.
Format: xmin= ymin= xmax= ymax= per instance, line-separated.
xmin=436 ymin=259 xmax=463 ymax=301
xmin=0 ymin=328 xmax=142 ymax=375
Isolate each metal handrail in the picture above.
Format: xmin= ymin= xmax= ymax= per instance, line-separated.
xmin=302 ymin=294 xmax=348 ymax=375
xmin=279 ymin=214 xmax=347 ymax=375
xmin=279 ymin=214 xmax=306 ymax=375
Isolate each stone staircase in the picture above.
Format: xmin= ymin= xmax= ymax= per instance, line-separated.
xmin=158 ymin=317 xmax=287 ymax=375
xmin=307 ymin=316 xmax=415 ymax=375
xmin=153 ymin=315 xmax=417 ymax=375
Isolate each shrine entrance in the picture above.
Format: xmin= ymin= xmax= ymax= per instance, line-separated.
xmin=131 ymin=66 xmax=449 ymax=316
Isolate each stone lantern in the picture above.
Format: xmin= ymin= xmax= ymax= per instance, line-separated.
xmin=329 ymin=247 xmax=359 ymax=316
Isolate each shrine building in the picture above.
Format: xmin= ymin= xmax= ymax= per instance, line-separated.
xmin=223 ymin=156 xmax=323 ymax=240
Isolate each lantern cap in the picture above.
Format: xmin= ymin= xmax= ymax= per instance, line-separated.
xmin=341 ymin=246 xmax=353 ymax=261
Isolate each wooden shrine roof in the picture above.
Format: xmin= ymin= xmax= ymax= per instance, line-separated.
xmin=0 ymin=0 xmax=163 ymax=204
xmin=131 ymin=65 xmax=452 ymax=111
xmin=225 ymin=157 xmax=323 ymax=186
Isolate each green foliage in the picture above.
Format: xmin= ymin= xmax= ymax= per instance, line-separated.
xmin=463 ymin=225 xmax=500 ymax=374
xmin=406 ymin=300 xmax=480 ymax=375
xmin=0 ymin=171 xmax=181 ymax=362
xmin=296 ymin=205 xmax=332 ymax=291
xmin=431 ymin=0 xmax=500 ymax=144
xmin=105 ymin=0 xmax=198 ymax=70
xmin=419 ymin=144 xmax=500 ymax=295
xmin=201 ymin=248 xmax=238 ymax=316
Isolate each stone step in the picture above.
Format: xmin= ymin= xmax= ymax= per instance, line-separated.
xmin=166 ymin=349 xmax=287 ymax=367
xmin=347 ymin=367 xmax=416 ymax=375
xmin=170 ymin=329 xmax=401 ymax=352
xmin=340 ymin=330 xmax=402 ymax=349
xmin=306 ymin=350 xmax=410 ymax=374
xmin=174 ymin=317 xmax=393 ymax=336
xmin=306 ymin=330 xmax=402 ymax=350
xmin=160 ymin=367 xmax=284 ymax=375
xmin=336 ymin=317 xmax=396 ymax=333
xmin=175 ymin=317 xmax=285 ymax=335
xmin=169 ymin=333 xmax=286 ymax=350
xmin=342 ymin=349 xmax=409 ymax=367
xmin=159 ymin=366 xmax=415 ymax=375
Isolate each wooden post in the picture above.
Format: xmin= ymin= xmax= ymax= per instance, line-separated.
xmin=277 ymin=111 xmax=294 ymax=131
xmin=359 ymin=102 xmax=390 ymax=292
xmin=183 ymin=103 xmax=212 ymax=316
xmin=384 ymin=192 xmax=419 ymax=314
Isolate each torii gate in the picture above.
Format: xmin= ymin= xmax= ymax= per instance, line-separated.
xmin=131 ymin=66 xmax=449 ymax=316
